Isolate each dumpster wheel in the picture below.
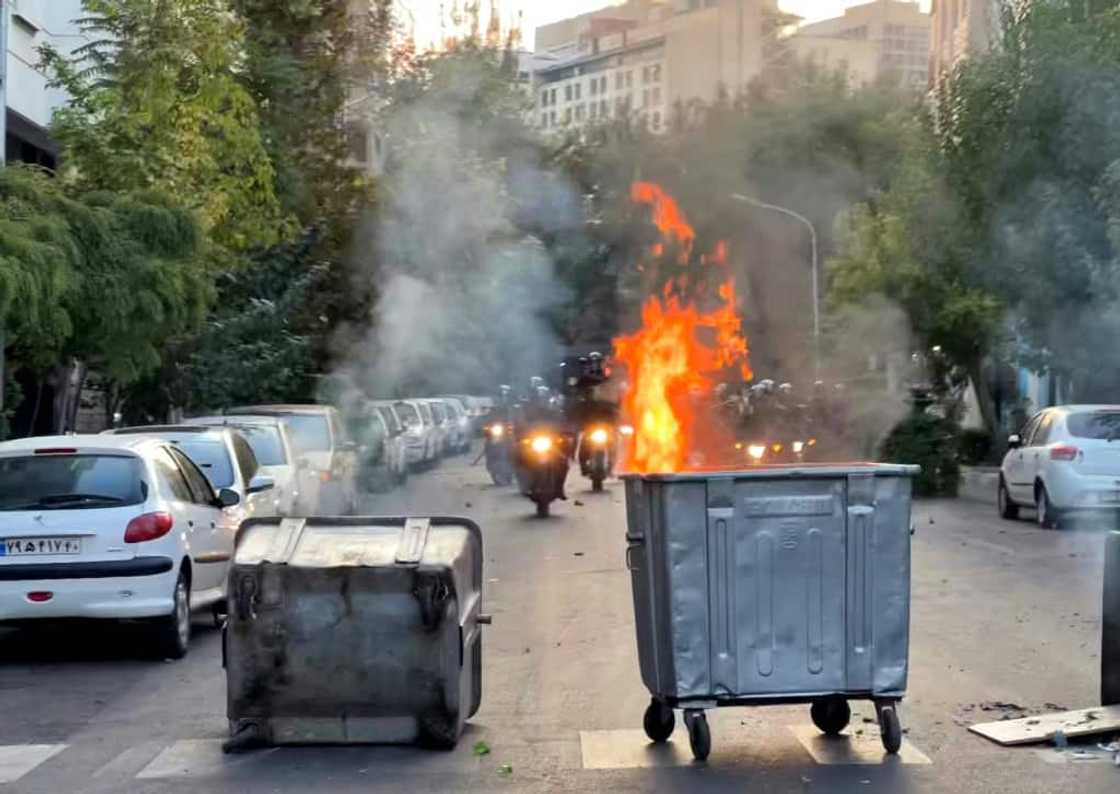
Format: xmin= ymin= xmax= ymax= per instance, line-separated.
xmin=810 ymin=696 xmax=851 ymax=735
xmin=876 ymin=703 xmax=902 ymax=754
xmin=642 ymin=699 xmax=675 ymax=743
xmin=684 ymin=710 xmax=711 ymax=761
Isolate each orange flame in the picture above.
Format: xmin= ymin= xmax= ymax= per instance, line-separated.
xmin=614 ymin=183 xmax=752 ymax=473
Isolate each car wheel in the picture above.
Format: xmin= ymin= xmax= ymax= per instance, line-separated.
xmin=154 ymin=569 xmax=191 ymax=659
xmin=998 ymin=479 xmax=1019 ymax=520
xmin=1036 ymin=484 xmax=1061 ymax=529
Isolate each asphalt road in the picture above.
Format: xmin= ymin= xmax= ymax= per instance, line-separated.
xmin=2 ymin=450 xmax=1118 ymax=793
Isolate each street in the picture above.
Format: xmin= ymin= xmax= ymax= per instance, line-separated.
xmin=1 ymin=450 xmax=1116 ymax=793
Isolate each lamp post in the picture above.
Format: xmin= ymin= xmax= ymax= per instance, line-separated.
xmin=731 ymin=193 xmax=820 ymax=377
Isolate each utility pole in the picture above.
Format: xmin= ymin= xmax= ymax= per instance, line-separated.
xmin=0 ymin=0 xmax=9 ymax=439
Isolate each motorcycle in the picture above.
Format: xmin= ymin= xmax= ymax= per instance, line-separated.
xmin=579 ymin=423 xmax=616 ymax=492
xmin=483 ymin=420 xmax=514 ymax=486
xmin=514 ymin=427 xmax=570 ymax=517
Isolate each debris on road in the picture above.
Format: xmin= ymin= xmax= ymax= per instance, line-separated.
xmin=970 ymin=705 xmax=1120 ymax=746
xmin=574 ymin=500 xmax=585 ymax=506
xmin=497 ymin=763 xmax=513 ymax=776
xmin=473 ymin=741 xmax=491 ymax=757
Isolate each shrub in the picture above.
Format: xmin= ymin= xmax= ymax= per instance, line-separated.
xmin=958 ymin=428 xmax=994 ymax=466
xmin=880 ymin=409 xmax=961 ymax=497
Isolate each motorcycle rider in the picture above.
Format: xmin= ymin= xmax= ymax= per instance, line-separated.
xmin=515 ymin=381 xmax=571 ymax=501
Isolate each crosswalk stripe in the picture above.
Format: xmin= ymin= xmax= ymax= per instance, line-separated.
xmin=0 ymin=744 xmax=68 ymax=784
xmin=136 ymin=739 xmax=278 ymax=779
xmin=93 ymin=741 xmax=165 ymax=779
xmin=789 ymin=725 xmax=932 ymax=765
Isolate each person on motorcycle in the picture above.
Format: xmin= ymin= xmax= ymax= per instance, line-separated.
xmin=514 ymin=382 xmax=572 ymax=501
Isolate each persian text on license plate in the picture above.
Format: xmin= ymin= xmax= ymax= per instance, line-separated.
xmin=0 ymin=537 xmax=82 ymax=557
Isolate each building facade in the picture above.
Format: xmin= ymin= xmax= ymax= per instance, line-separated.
xmin=3 ymin=0 xmax=87 ymax=167
xmin=930 ymin=0 xmax=1003 ymax=81
xmin=532 ymin=0 xmax=783 ymax=134
xmin=787 ymin=1 xmax=931 ymax=91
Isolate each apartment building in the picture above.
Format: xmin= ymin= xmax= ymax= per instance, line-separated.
xmin=787 ymin=1 xmax=931 ymax=91
xmin=533 ymin=0 xmax=783 ymax=133
xmin=930 ymin=0 xmax=1002 ymax=79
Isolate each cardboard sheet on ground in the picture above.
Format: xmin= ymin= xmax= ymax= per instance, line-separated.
xmin=969 ymin=705 xmax=1120 ymax=746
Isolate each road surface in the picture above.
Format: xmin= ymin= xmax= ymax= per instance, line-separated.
xmin=2 ymin=450 xmax=1117 ymax=792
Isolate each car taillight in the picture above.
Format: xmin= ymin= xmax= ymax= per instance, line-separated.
xmin=27 ymin=592 xmax=53 ymax=603
xmin=320 ymin=470 xmax=332 ymax=483
xmin=124 ymin=512 xmax=174 ymax=543
xmin=1051 ymin=445 xmax=1080 ymax=461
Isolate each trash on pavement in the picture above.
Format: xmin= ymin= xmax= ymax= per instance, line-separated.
xmin=222 ymin=516 xmax=488 ymax=752
xmin=969 ymin=706 xmax=1120 ymax=746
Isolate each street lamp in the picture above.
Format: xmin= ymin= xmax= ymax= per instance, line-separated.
xmin=731 ymin=193 xmax=820 ymax=376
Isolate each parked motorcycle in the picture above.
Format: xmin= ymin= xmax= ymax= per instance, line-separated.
xmin=579 ymin=423 xmax=616 ymax=492
xmin=514 ymin=427 xmax=570 ymax=517
xmin=484 ymin=420 xmax=514 ymax=486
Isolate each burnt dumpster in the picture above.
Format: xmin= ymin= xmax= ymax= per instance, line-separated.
xmin=624 ymin=465 xmax=919 ymax=760
xmin=222 ymin=516 xmax=487 ymax=752
xmin=1105 ymin=529 xmax=1120 ymax=706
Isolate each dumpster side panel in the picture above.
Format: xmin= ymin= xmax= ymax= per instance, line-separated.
xmin=625 ymin=478 xmax=664 ymax=696
xmin=731 ymin=477 xmax=848 ymax=695
xmin=871 ymin=475 xmax=912 ymax=696
xmin=661 ymin=480 xmax=713 ymax=698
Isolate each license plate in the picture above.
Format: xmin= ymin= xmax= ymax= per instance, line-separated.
xmin=0 ymin=537 xmax=83 ymax=557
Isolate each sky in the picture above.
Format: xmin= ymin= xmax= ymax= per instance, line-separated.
xmin=398 ymin=1 xmax=934 ymax=48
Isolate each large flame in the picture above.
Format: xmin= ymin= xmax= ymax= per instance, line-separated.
xmin=614 ymin=182 xmax=752 ymax=473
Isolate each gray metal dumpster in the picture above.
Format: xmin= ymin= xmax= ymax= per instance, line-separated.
xmin=624 ymin=465 xmax=919 ymax=760
xmin=222 ymin=516 xmax=487 ymax=752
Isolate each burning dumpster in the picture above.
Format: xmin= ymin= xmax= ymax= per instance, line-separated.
xmin=624 ymin=465 xmax=919 ymax=760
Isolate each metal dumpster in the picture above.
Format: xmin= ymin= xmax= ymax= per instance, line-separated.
xmin=624 ymin=465 xmax=919 ymax=760
xmin=222 ymin=516 xmax=488 ymax=752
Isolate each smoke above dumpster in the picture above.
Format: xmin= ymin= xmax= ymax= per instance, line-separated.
xmin=614 ymin=182 xmax=752 ymax=473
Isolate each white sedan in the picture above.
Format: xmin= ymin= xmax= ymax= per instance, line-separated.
xmin=0 ymin=435 xmax=243 ymax=657
xmin=999 ymin=405 xmax=1120 ymax=528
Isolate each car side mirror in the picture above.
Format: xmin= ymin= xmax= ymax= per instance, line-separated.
xmin=1007 ymin=434 xmax=1022 ymax=450
xmin=247 ymin=475 xmax=275 ymax=495
xmin=216 ymin=488 xmax=241 ymax=508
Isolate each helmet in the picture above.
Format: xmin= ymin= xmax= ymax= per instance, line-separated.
xmin=759 ymin=379 xmax=776 ymax=394
xmin=778 ymin=382 xmax=793 ymax=395
xmin=529 ymin=376 xmax=544 ymax=391
xmin=499 ymin=384 xmax=512 ymax=396
xmin=589 ymin=351 xmax=603 ymax=362
xmin=536 ymin=385 xmax=551 ymax=401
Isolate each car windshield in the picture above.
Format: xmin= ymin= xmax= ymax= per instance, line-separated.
xmin=237 ymin=425 xmax=287 ymax=466
xmin=1066 ymin=411 xmax=1120 ymax=440
xmin=172 ymin=439 xmax=235 ymax=488
xmin=0 ymin=454 xmax=146 ymax=511
xmin=417 ymin=402 xmax=434 ymax=424
xmin=430 ymin=402 xmax=447 ymax=423
xmin=394 ymin=402 xmax=419 ymax=426
xmin=378 ymin=406 xmax=400 ymax=433
xmin=284 ymin=414 xmax=332 ymax=453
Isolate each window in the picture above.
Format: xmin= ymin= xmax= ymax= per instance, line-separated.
xmin=600 ymin=99 xmax=609 ymax=116
xmin=652 ymin=111 xmax=662 ymax=131
xmin=172 ymin=439 xmax=235 ymax=489
xmin=541 ymin=89 xmax=549 ymax=107
xmin=169 ymin=447 xmax=216 ymax=504
xmin=642 ymin=66 xmax=650 ymax=83
xmin=286 ymin=415 xmax=332 ymax=454
xmin=1020 ymin=414 xmax=1043 ymax=445
xmin=600 ymin=76 xmax=607 ymax=93
xmin=1067 ymin=411 xmax=1120 ymax=440
xmin=590 ymin=103 xmax=598 ymax=119
xmin=652 ymin=87 xmax=661 ymax=104
xmin=574 ymin=82 xmax=581 ymax=100
xmin=626 ymin=70 xmax=633 ymax=88
xmin=576 ymin=104 xmax=585 ymax=121
xmin=642 ymin=89 xmax=649 ymax=108
xmin=231 ymin=434 xmax=260 ymax=483
xmin=541 ymin=113 xmax=548 ymax=128
xmin=1032 ymin=413 xmax=1056 ymax=446
xmin=616 ymin=71 xmax=624 ymax=90
xmin=550 ymin=110 xmax=557 ymax=125
xmin=590 ymin=78 xmax=597 ymax=96
xmin=0 ymin=454 xmax=146 ymax=511
xmin=154 ymin=449 xmax=194 ymax=503
xmin=550 ymin=88 xmax=557 ymax=104
xmin=417 ymin=402 xmax=434 ymax=425
xmin=378 ymin=406 xmax=402 ymax=435
xmin=237 ymin=426 xmax=286 ymax=466
xmin=564 ymin=108 xmax=572 ymax=124
xmin=394 ymin=402 xmax=419 ymax=427
xmin=565 ymin=84 xmax=572 ymax=101
xmin=652 ymin=64 xmax=662 ymax=82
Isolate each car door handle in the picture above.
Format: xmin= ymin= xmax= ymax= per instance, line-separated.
xmin=188 ymin=520 xmax=195 ymax=528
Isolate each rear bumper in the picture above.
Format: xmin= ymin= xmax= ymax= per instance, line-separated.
xmin=0 ymin=556 xmax=174 ymax=581
xmin=0 ymin=563 xmax=177 ymax=621
xmin=1046 ymin=470 xmax=1120 ymax=510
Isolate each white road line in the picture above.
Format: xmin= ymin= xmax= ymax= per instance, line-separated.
xmin=93 ymin=741 xmax=165 ymax=779
xmin=579 ymin=730 xmax=693 ymax=769
xmin=0 ymin=744 xmax=68 ymax=784
xmin=136 ymin=739 xmax=277 ymax=779
xmin=789 ymin=725 xmax=933 ymax=765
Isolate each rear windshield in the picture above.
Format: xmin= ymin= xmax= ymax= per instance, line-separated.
xmin=237 ymin=426 xmax=286 ymax=466
xmin=417 ymin=402 xmax=434 ymax=423
xmin=285 ymin=414 xmax=332 ymax=453
xmin=378 ymin=406 xmax=401 ymax=433
xmin=430 ymin=402 xmax=447 ymax=423
xmin=173 ymin=439 xmax=235 ymax=488
xmin=1066 ymin=411 xmax=1120 ymax=440
xmin=394 ymin=402 xmax=419 ymax=425
xmin=0 ymin=454 xmax=146 ymax=511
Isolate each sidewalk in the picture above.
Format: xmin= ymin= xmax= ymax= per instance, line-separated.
xmin=959 ymin=465 xmax=999 ymax=506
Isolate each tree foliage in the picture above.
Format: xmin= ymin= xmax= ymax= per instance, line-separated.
xmin=41 ymin=0 xmax=286 ymax=252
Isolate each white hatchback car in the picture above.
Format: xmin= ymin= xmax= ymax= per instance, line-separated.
xmin=0 ymin=435 xmax=242 ymax=657
xmin=999 ymin=405 xmax=1120 ymax=527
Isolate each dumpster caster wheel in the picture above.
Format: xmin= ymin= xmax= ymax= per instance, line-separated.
xmin=643 ymin=699 xmax=675 ymax=743
xmin=877 ymin=703 xmax=902 ymax=754
xmin=811 ymin=697 xmax=851 ymax=736
xmin=684 ymin=710 xmax=711 ymax=761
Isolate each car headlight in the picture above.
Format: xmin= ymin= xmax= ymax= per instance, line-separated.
xmin=619 ymin=425 xmax=635 ymax=436
xmin=531 ymin=435 xmax=553 ymax=454
xmin=748 ymin=445 xmax=766 ymax=462
xmin=589 ymin=428 xmax=609 ymax=445
xmin=793 ymin=441 xmax=805 ymax=454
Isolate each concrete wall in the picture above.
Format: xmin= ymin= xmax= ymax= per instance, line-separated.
xmin=6 ymin=0 xmax=85 ymax=130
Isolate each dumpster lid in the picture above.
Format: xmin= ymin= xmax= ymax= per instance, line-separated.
xmin=621 ymin=463 xmax=920 ymax=482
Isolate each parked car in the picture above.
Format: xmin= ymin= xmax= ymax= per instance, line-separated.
xmin=0 ymin=435 xmax=243 ymax=657
xmin=424 ymin=399 xmax=454 ymax=457
xmin=183 ymin=416 xmax=302 ymax=515
xmin=409 ymin=399 xmax=444 ymax=460
xmin=105 ymin=426 xmax=276 ymax=520
xmin=438 ymin=394 xmax=485 ymax=436
xmin=999 ymin=404 xmax=1120 ymax=528
xmin=391 ymin=400 xmax=435 ymax=470
xmin=226 ymin=405 xmax=359 ymax=515
xmin=439 ymin=397 xmax=475 ymax=453
xmin=372 ymin=402 xmax=409 ymax=484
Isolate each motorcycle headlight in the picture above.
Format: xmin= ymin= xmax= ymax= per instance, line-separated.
xmin=530 ymin=435 xmax=553 ymax=454
xmin=748 ymin=444 xmax=766 ymax=462
xmin=793 ymin=441 xmax=805 ymax=454
xmin=489 ymin=424 xmax=504 ymax=440
xmin=589 ymin=428 xmax=609 ymax=445
xmin=619 ymin=425 xmax=635 ymax=436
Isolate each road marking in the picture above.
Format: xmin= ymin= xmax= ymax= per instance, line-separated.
xmin=0 ymin=744 xmax=67 ymax=783
xmin=579 ymin=730 xmax=693 ymax=769
xmin=136 ymin=739 xmax=277 ymax=779
xmin=789 ymin=726 xmax=932 ymax=765
xmin=94 ymin=741 xmax=165 ymax=779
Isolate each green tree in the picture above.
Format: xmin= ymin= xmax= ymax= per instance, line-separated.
xmin=41 ymin=0 xmax=286 ymax=252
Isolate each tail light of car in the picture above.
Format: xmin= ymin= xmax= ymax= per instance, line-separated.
xmin=124 ymin=512 xmax=174 ymax=543
xmin=26 ymin=592 xmax=53 ymax=603
xmin=1050 ymin=445 xmax=1080 ymax=462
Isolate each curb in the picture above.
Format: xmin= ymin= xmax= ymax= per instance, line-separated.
xmin=959 ymin=466 xmax=999 ymax=506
